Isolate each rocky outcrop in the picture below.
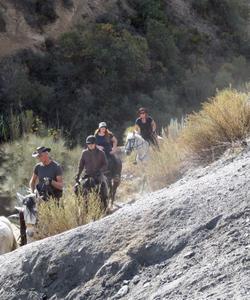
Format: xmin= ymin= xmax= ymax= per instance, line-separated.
xmin=0 ymin=146 xmax=250 ymax=299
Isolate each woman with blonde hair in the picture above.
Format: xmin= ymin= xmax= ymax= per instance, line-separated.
xmin=95 ymin=122 xmax=121 ymax=204
xmin=95 ymin=122 xmax=118 ymax=155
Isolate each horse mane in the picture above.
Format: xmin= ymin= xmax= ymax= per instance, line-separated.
xmin=127 ymin=131 xmax=144 ymax=141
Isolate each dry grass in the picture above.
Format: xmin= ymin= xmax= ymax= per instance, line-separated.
xmin=35 ymin=188 xmax=105 ymax=239
xmin=142 ymin=119 xmax=185 ymax=190
xmin=2 ymin=87 xmax=250 ymax=239
xmin=180 ymin=89 xmax=250 ymax=162
xmin=144 ymin=138 xmax=183 ymax=190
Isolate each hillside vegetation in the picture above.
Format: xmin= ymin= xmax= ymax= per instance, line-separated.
xmin=0 ymin=0 xmax=249 ymax=145
xmin=1 ymin=87 xmax=249 ymax=230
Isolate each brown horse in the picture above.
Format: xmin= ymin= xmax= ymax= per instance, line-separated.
xmin=105 ymin=154 xmax=122 ymax=207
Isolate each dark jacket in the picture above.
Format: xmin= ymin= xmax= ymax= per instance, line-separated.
xmin=76 ymin=147 xmax=108 ymax=179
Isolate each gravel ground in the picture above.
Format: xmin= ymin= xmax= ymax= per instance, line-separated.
xmin=0 ymin=146 xmax=249 ymax=300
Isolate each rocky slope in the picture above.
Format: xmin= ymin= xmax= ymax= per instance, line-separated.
xmin=0 ymin=145 xmax=249 ymax=299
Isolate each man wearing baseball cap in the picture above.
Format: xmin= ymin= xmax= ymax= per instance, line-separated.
xmin=29 ymin=146 xmax=64 ymax=200
xmin=75 ymin=135 xmax=108 ymax=182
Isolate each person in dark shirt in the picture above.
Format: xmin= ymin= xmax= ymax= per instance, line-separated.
xmin=75 ymin=135 xmax=108 ymax=185
xmin=29 ymin=146 xmax=64 ymax=200
xmin=135 ymin=107 xmax=158 ymax=146
xmin=94 ymin=122 xmax=120 ymax=178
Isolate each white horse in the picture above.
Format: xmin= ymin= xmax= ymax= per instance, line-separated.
xmin=16 ymin=192 xmax=38 ymax=244
xmin=0 ymin=216 xmax=18 ymax=255
xmin=124 ymin=132 xmax=150 ymax=163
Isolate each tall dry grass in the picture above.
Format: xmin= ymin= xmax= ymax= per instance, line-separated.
xmin=142 ymin=88 xmax=250 ymax=189
xmin=35 ymin=188 xmax=105 ymax=239
xmin=180 ymin=88 xmax=250 ymax=162
xmin=142 ymin=119 xmax=184 ymax=190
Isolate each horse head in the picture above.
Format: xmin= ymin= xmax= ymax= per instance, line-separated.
xmin=124 ymin=132 xmax=149 ymax=163
xmin=16 ymin=192 xmax=37 ymax=225
xmin=125 ymin=132 xmax=136 ymax=156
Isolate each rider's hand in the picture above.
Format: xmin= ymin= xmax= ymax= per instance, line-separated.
xmin=110 ymin=147 xmax=117 ymax=154
xmin=97 ymin=145 xmax=104 ymax=150
xmin=44 ymin=177 xmax=52 ymax=186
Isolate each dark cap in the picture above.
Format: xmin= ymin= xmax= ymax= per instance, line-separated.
xmin=32 ymin=146 xmax=51 ymax=157
xmin=86 ymin=135 xmax=96 ymax=144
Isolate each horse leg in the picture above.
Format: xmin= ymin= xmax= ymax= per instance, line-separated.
xmin=26 ymin=224 xmax=36 ymax=244
xmin=99 ymin=182 xmax=108 ymax=211
xmin=19 ymin=210 xmax=27 ymax=246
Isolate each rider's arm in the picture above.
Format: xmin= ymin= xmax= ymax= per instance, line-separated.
xmin=29 ymin=173 xmax=38 ymax=193
xmin=51 ymin=175 xmax=63 ymax=190
xmin=151 ymin=119 xmax=156 ymax=133
xmin=111 ymin=135 xmax=118 ymax=153
xmin=76 ymin=152 xmax=85 ymax=181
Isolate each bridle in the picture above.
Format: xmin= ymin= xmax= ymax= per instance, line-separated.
xmin=125 ymin=137 xmax=146 ymax=152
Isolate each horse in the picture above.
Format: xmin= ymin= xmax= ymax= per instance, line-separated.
xmin=0 ymin=216 xmax=18 ymax=255
xmin=74 ymin=175 xmax=109 ymax=210
xmin=124 ymin=132 xmax=150 ymax=163
xmin=105 ymin=154 xmax=122 ymax=207
xmin=16 ymin=192 xmax=38 ymax=244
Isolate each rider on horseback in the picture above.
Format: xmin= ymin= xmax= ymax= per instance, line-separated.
xmin=135 ymin=107 xmax=158 ymax=146
xmin=29 ymin=146 xmax=64 ymax=201
xmin=94 ymin=122 xmax=120 ymax=181
xmin=75 ymin=135 xmax=109 ymax=197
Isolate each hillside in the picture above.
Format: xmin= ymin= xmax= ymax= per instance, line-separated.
xmin=0 ymin=0 xmax=249 ymax=145
xmin=0 ymin=0 xmax=122 ymax=56
xmin=0 ymin=0 xmax=226 ymax=56
xmin=0 ymin=143 xmax=249 ymax=299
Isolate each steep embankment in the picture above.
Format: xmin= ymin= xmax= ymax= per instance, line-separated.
xmin=0 ymin=146 xmax=249 ymax=299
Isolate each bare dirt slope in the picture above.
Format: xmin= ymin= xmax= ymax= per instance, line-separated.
xmin=0 ymin=145 xmax=249 ymax=299
xmin=0 ymin=0 xmax=122 ymax=56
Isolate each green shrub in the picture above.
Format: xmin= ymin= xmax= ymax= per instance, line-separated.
xmin=13 ymin=0 xmax=57 ymax=27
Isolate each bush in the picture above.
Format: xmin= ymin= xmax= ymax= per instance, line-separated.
xmin=180 ymin=88 xmax=250 ymax=162
xmin=144 ymin=140 xmax=183 ymax=190
xmin=128 ymin=0 xmax=166 ymax=31
xmin=12 ymin=0 xmax=57 ymax=28
xmin=35 ymin=189 xmax=104 ymax=239
xmin=146 ymin=19 xmax=179 ymax=67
